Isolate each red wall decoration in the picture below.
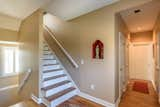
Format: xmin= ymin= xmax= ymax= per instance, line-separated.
xmin=92 ymin=40 xmax=104 ymax=59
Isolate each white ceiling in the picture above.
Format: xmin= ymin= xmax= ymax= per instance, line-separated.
xmin=43 ymin=0 xmax=119 ymax=20
xmin=120 ymin=1 xmax=160 ymax=33
xmin=0 ymin=0 xmax=51 ymax=19
xmin=0 ymin=0 xmax=119 ymax=20
xmin=0 ymin=0 xmax=119 ymax=31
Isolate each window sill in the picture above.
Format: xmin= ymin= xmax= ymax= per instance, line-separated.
xmin=0 ymin=73 xmax=19 ymax=79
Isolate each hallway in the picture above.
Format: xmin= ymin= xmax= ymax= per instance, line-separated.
xmin=119 ymin=80 xmax=160 ymax=107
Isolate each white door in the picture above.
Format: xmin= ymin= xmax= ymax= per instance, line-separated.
xmin=119 ymin=32 xmax=126 ymax=98
xmin=129 ymin=43 xmax=153 ymax=80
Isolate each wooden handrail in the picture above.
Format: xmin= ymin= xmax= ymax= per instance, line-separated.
xmin=18 ymin=69 xmax=32 ymax=92
xmin=43 ymin=25 xmax=79 ymax=68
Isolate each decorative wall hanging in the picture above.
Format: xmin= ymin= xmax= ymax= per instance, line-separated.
xmin=92 ymin=40 xmax=104 ymax=59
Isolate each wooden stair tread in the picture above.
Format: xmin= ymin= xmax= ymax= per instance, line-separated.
xmin=43 ymin=58 xmax=55 ymax=60
xmin=45 ymin=87 xmax=76 ymax=101
xmin=42 ymin=80 xmax=71 ymax=91
xmin=43 ymin=74 xmax=67 ymax=81
xmin=43 ymin=63 xmax=59 ymax=66
xmin=43 ymin=68 xmax=63 ymax=73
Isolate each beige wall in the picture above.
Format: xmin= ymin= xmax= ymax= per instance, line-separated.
xmin=18 ymin=10 xmax=43 ymax=100
xmin=0 ymin=28 xmax=18 ymax=42
xmin=0 ymin=13 xmax=21 ymax=31
xmin=0 ymin=87 xmax=21 ymax=107
xmin=44 ymin=0 xmax=151 ymax=103
xmin=0 ymin=12 xmax=21 ymax=107
xmin=0 ymin=75 xmax=18 ymax=88
xmin=0 ymin=75 xmax=20 ymax=107
xmin=130 ymin=31 xmax=153 ymax=42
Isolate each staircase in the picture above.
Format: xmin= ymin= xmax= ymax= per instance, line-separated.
xmin=41 ymin=42 xmax=78 ymax=107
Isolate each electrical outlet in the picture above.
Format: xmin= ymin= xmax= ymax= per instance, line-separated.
xmin=90 ymin=84 xmax=95 ymax=90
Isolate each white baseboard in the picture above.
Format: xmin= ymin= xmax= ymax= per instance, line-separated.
xmin=35 ymin=91 xmax=117 ymax=107
xmin=78 ymin=92 xmax=115 ymax=107
xmin=151 ymin=80 xmax=156 ymax=91
xmin=0 ymin=84 xmax=18 ymax=92
xmin=31 ymin=94 xmax=42 ymax=104
xmin=115 ymin=97 xmax=120 ymax=107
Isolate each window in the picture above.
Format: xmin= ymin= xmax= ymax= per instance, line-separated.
xmin=4 ymin=47 xmax=15 ymax=74
xmin=0 ymin=46 xmax=19 ymax=76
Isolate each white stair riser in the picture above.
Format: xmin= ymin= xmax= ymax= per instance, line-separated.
xmin=43 ymin=70 xmax=64 ymax=79
xmin=44 ymin=46 xmax=49 ymax=50
xmin=43 ymin=83 xmax=73 ymax=97
xmin=42 ymin=77 xmax=68 ymax=87
xmin=42 ymin=97 xmax=51 ymax=107
xmin=42 ymin=42 xmax=78 ymax=107
xmin=43 ymin=55 xmax=54 ymax=59
xmin=43 ymin=65 xmax=61 ymax=71
xmin=50 ymin=90 xmax=77 ymax=107
xmin=43 ymin=60 xmax=57 ymax=65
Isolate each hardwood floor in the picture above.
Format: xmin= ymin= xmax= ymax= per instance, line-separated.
xmin=9 ymin=100 xmax=45 ymax=107
xmin=119 ymin=79 xmax=160 ymax=107
xmin=58 ymin=96 xmax=104 ymax=107
xmin=9 ymin=96 xmax=103 ymax=107
xmin=10 ymin=80 xmax=160 ymax=107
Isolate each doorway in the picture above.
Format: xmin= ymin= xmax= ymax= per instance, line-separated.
xmin=117 ymin=0 xmax=160 ymax=106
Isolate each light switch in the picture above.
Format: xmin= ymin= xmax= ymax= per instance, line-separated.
xmin=28 ymin=68 xmax=32 ymax=73
xmin=81 ymin=59 xmax=84 ymax=64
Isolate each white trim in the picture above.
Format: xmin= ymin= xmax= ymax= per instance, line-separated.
xmin=130 ymin=42 xmax=154 ymax=45
xmin=119 ymin=32 xmax=127 ymax=99
xmin=0 ymin=41 xmax=19 ymax=45
xmin=115 ymin=97 xmax=121 ymax=107
xmin=78 ymin=92 xmax=115 ymax=107
xmin=0 ymin=84 xmax=18 ymax=92
xmin=0 ymin=72 xmax=19 ymax=79
xmin=31 ymin=94 xmax=42 ymax=104
xmin=151 ymin=80 xmax=156 ymax=91
xmin=44 ymin=25 xmax=79 ymax=68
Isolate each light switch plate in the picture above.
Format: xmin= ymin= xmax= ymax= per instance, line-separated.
xmin=81 ymin=59 xmax=84 ymax=64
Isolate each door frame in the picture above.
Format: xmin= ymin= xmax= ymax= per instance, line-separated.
xmin=129 ymin=42 xmax=154 ymax=81
xmin=119 ymin=32 xmax=126 ymax=99
xmin=156 ymin=32 xmax=160 ymax=103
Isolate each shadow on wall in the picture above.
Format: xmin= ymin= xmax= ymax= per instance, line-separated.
xmin=0 ymin=75 xmax=21 ymax=107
